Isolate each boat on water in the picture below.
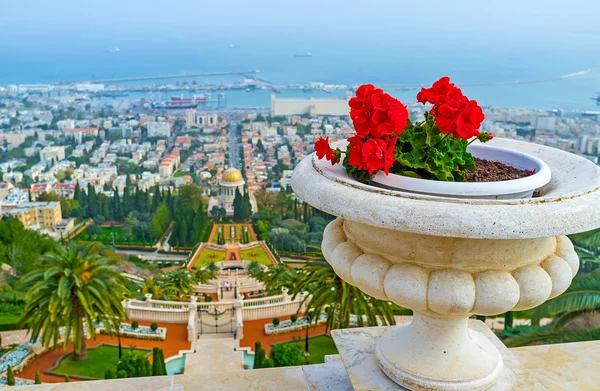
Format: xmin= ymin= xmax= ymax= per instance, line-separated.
xmin=171 ymin=94 xmax=206 ymax=102
xmin=295 ymin=52 xmax=312 ymax=57
xmin=152 ymin=101 xmax=197 ymax=109
xmin=322 ymin=87 xmax=331 ymax=94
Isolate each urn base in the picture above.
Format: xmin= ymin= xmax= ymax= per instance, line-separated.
xmin=375 ymin=314 xmax=504 ymax=391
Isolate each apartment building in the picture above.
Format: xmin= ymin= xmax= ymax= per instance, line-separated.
xmin=5 ymin=202 xmax=62 ymax=230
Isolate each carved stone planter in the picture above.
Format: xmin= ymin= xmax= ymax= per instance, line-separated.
xmin=291 ymin=138 xmax=600 ymax=391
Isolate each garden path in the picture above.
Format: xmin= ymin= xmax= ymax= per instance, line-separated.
xmin=184 ymin=335 xmax=243 ymax=375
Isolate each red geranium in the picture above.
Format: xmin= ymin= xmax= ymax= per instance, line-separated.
xmin=416 ymin=76 xmax=456 ymax=106
xmin=418 ymin=77 xmax=485 ymax=140
xmin=314 ymin=136 xmax=340 ymax=165
xmin=347 ymin=135 xmax=397 ymax=175
xmin=349 ymin=84 xmax=408 ymax=139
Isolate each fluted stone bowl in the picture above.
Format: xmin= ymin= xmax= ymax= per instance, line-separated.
xmin=291 ymin=138 xmax=600 ymax=391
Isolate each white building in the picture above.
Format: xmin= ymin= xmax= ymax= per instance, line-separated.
xmin=40 ymin=146 xmax=66 ymax=163
xmin=270 ymin=94 xmax=351 ymax=116
xmin=536 ymin=116 xmax=557 ymax=131
xmin=148 ymin=122 xmax=172 ymax=138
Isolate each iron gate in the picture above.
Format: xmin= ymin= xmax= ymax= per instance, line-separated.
xmin=197 ymin=306 xmax=235 ymax=335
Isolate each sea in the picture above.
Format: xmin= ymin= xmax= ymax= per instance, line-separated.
xmin=1 ymin=38 xmax=600 ymax=111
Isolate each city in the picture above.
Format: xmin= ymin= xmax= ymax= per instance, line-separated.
xmin=0 ymin=1 xmax=600 ymax=390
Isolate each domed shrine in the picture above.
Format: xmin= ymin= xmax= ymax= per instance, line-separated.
xmin=208 ymin=167 xmax=257 ymax=217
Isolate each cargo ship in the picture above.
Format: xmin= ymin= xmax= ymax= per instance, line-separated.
xmin=152 ymin=101 xmax=197 ymax=109
xmin=171 ymin=94 xmax=206 ymax=102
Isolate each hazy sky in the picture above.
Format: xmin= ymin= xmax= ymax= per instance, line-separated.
xmin=2 ymin=0 xmax=600 ymax=46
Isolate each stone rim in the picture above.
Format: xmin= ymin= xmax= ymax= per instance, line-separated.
xmin=292 ymin=138 xmax=600 ymax=239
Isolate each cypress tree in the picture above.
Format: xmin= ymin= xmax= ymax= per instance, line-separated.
xmin=7 ymin=365 xmax=15 ymax=385
xmin=151 ymin=185 xmax=160 ymax=211
xmin=253 ymin=342 xmax=264 ymax=369
xmin=152 ymin=347 xmax=161 ymax=376
xmin=233 ymin=188 xmax=243 ymax=220
xmin=179 ymin=219 xmax=188 ymax=247
xmin=161 ymin=349 xmax=167 ymax=375
xmin=35 ymin=370 xmax=42 ymax=384
xmin=64 ymin=375 xmax=70 ymax=382
xmin=112 ymin=189 xmax=121 ymax=220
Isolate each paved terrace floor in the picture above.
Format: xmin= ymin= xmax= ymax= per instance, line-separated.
xmin=184 ymin=335 xmax=244 ymax=375
xmin=17 ymin=322 xmax=191 ymax=383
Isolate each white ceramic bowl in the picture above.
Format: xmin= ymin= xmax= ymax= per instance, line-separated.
xmin=371 ymin=144 xmax=551 ymax=199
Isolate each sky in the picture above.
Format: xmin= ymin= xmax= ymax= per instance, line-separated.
xmin=2 ymin=0 xmax=600 ymax=93
xmin=2 ymin=0 xmax=600 ymax=46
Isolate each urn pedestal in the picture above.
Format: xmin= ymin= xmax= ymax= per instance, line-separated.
xmin=291 ymin=138 xmax=600 ymax=391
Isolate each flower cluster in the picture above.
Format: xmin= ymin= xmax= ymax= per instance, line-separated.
xmin=345 ymin=84 xmax=408 ymax=174
xmin=313 ymin=79 xmax=492 ymax=182
xmin=417 ymin=77 xmax=485 ymax=140
xmin=349 ymin=84 xmax=409 ymax=139
xmin=347 ymin=135 xmax=398 ymax=175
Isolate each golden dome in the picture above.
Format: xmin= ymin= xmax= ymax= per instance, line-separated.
xmin=221 ymin=167 xmax=243 ymax=183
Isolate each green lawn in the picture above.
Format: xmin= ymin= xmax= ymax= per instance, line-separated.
xmin=0 ymin=313 xmax=23 ymax=331
xmin=239 ymin=247 xmax=273 ymax=266
xmin=75 ymin=225 xmax=159 ymax=246
xmin=52 ymin=345 xmax=150 ymax=379
xmin=278 ymin=336 xmax=338 ymax=365
xmin=173 ymin=170 xmax=193 ymax=178
xmin=211 ymin=224 xmax=253 ymax=243
xmin=194 ymin=248 xmax=226 ymax=268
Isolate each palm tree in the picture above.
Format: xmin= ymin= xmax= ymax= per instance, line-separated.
xmin=205 ymin=262 xmax=220 ymax=275
xmin=142 ymin=278 xmax=169 ymax=300
xmin=263 ymin=263 xmax=297 ymax=294
xmin=247 ymin=261 xmax=264 ymax=280
xmin=504 ymin=270 xmax=600 ymax=347
xmin=293 ymin=260 xmax=396 ymax=331
xmin=20 ymin=244 xmax=129 ymax=361
xmin=194 ymin=269 xmax=216 ymax=284
xmin=159 ymin=269 xmax=197 ymax=299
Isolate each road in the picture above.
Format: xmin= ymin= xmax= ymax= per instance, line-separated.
xmin=228 ymin=121 xmax=240 ymax=168
xmin=115 ymin=249 xmax=188 ymax=261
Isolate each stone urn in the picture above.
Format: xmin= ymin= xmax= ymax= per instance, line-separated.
xmin=291 ymin=138 xmax=600 ymax=391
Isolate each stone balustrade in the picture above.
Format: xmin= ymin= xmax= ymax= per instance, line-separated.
xmin=125 ymin=292 xmax=307 ymax=339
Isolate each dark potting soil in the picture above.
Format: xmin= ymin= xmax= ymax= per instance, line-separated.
xmin=465 ymin=158 xmax=532 ymax=182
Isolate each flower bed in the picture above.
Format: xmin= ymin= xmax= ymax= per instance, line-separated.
xmin=0 ymin=377 xmax=34 ymax=386
xmin=264 ymin=314 xmax=327 ymax=336
xmin=115 ymin=324 xmax=166 ymax=341
xmin=0 ymin=341 xmax=35 ymax=373
xmin=95 ymin=322 xmax=166 ymax=341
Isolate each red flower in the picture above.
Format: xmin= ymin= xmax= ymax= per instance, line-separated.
xmin=417 ymin=77 xmax=456 ymax=106
xmin=349 ymin=84 xmax=408 ymax=139
xmin=314 ymin=137 xmax=340 ymax=165
xmin=347 ymin=135 xmax=397 ymax=175
xmin=418 ymin=77 xmax=485 ymax=140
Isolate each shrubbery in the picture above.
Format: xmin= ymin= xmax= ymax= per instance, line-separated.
xmin=270 ymin=344 xmax=303 ymax=367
